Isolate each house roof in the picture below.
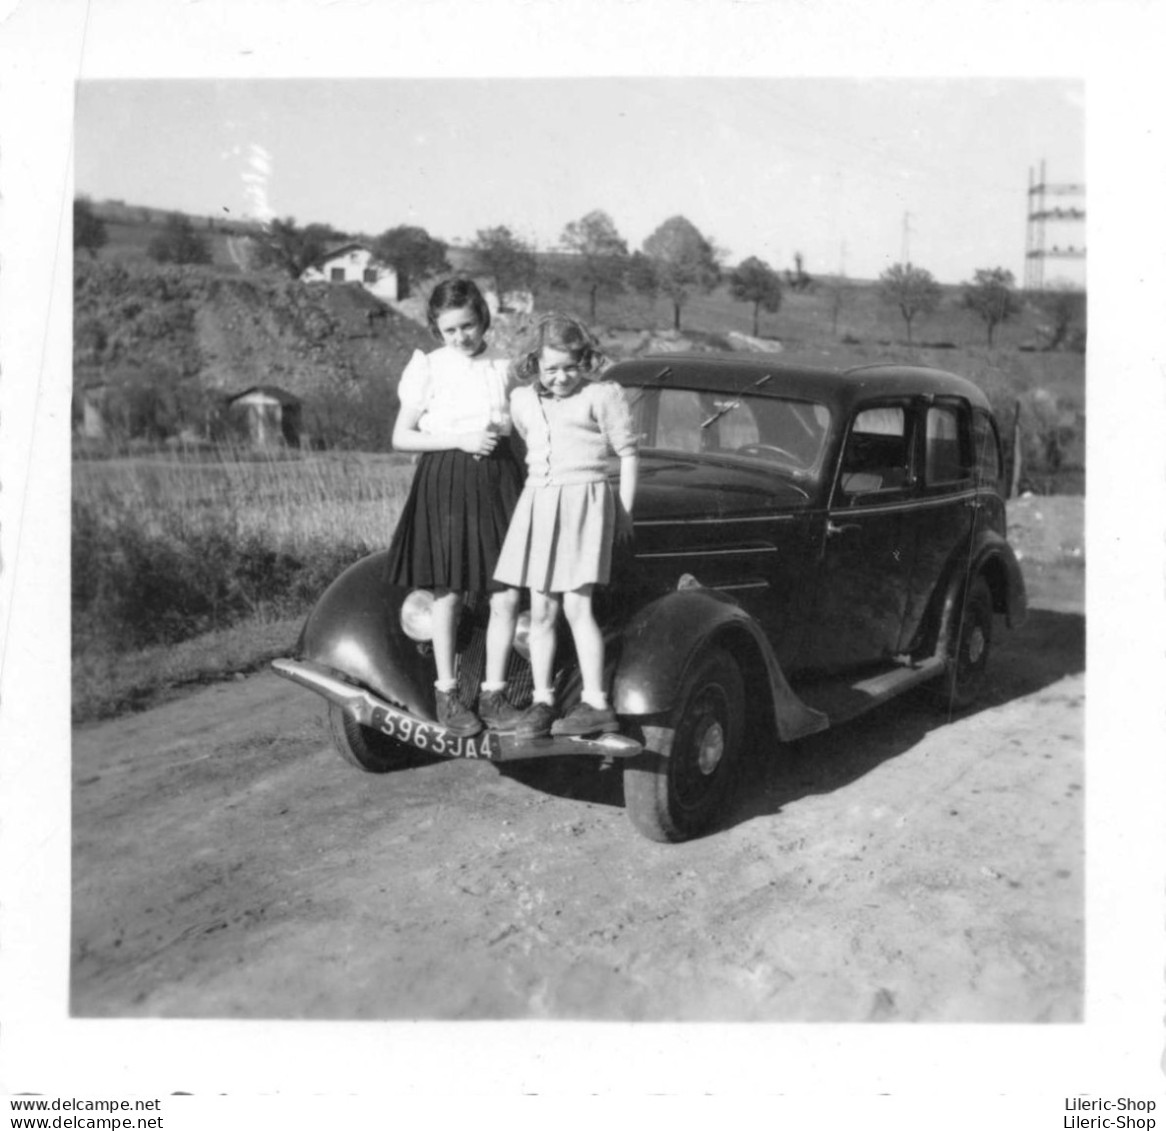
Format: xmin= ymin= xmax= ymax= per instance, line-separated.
xmin=319 ymin=242 xmax=373 ymax=262
xmin=227 ymin=385 xmax=302 ymax=406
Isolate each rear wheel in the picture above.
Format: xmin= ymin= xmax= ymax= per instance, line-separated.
xmin=623 ymin=648 xmax=745 ymax=842
xmin=328 ymin=704 xmax=419 ymax=773
xmin=932 ymin=575 xmax=994 ymax=711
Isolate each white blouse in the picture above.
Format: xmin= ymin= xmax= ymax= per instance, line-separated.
xmin=396 ymin=346 xmax=515 ymax=435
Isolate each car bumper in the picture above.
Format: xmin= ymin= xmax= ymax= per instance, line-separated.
xmin=272 ymin=658 xmax=644 ymax=763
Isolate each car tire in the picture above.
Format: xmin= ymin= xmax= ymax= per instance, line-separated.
xmin=328 ymin=703 xmax=419 ymax=774
xmin=623 ymin=647 xmax=745 ymax=843
xmin=932 ymin=575 xmax=994 ymax=712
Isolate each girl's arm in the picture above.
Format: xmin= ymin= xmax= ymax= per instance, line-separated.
xmin=391 ymin=404 xmax=497 ymax=456
xmin=618 ymin=453 xmax=639 ymax=514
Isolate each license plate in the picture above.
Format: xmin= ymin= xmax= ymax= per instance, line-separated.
xmin=367 ymin=702 xmax=499 ymax=761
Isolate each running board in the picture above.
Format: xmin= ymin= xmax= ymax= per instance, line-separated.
xmin=794 ymin=656 xmax=946 ymax=729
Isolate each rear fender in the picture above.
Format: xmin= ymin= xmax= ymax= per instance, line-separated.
xmin=295 ymin=551 xmax=434 ymax=718
xmin=612 ymin=589 xmax=827 ymax=742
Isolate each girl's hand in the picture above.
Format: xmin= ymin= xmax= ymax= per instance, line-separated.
xmin=460 ymin=429 xmax=498 ymax=457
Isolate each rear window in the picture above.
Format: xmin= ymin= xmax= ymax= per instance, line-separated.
xmin=971 ymin=410 xmax=1002 ymax=486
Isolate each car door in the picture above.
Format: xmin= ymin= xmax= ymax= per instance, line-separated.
xmin=802 ymin=400 xmax=919 ymax=673
xmin=898 ymin=397 xmax=977 ymax=651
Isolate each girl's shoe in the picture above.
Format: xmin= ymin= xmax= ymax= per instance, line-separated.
xmin=478 ymin=690 xmax=522 ymax=731
xmin=551 ymin=702 xmax=619 ymax=736
xmin=514 ymin=701 xmax=556 ymax=740
xmin=435 ymin=689 xmax=483 ymax=737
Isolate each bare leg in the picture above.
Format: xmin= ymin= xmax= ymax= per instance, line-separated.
xmin=562 ymin=585 xmax=606 ymax=706
xmin=485 ymin=587 xmax=520 ymax=685
xmin=430 ymin=588 xmax=462 ymax=686
xmin=528 ymin=589 xmax=561 ymax=699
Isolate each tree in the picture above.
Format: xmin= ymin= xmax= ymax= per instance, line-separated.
xmin=560 ymin=209 xmax=629 ymax=322
xmin=471 ymin=226 xmax=537 ymax=305
xmin=626 ymin=251 xmax=660 ymax=306
xmin=1034 ymin=284 xmax=1086 ymax=352
xmin=74 ymin=197 xmax=108 ymax=260
xmin=252 ymin=217 xmax=334 ymax=279
xmin=642 ymin=215 xmax=721 ymax=331
xmin=371 ymin=225 xmax=450 ymax=299
xmin=963 ymin=267 xmax=1021 ymax=346
xmin=147 ymin=212 xmax=212 ymax=265
xmin=878 ymin=262 xmax=941 ymax=345
xmin=827 ymin=281 xmax=854 ymax=337
xmin=728 ymin=256 xmax=782 ymax=336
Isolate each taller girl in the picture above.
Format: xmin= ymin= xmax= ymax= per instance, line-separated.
xmin=385 ymin=278 xmax=524 ymax=737
xmin=494 ymin=314 xmax=639 ymax=739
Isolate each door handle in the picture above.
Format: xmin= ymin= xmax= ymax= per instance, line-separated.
xmin=826 ymin=520 xmax=860 ymax=536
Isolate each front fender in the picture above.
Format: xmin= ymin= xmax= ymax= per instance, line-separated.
xmin=295 ymin=551 xmax=434 ymax=718
xmin=612 ymin=589 xmax=827 ymax=742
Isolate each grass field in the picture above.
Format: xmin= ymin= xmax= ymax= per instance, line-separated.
xmin=74 ymin=205 xmax=1085 ymax=721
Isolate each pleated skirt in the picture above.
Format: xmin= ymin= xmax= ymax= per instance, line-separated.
xmin=494 ymin=480 xmax=616 ymax=593
xmin=385 ymin=439 xmax=524 ymax=593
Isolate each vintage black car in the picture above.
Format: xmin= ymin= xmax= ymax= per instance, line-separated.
xmin=274 ymin=355 xmax=1027 ymax=842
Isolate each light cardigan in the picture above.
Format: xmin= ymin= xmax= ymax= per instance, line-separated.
xmin=509 ymin=380 xmax=639 ymax=487
xmin=396 ymin=346 xmax=514 ymax=435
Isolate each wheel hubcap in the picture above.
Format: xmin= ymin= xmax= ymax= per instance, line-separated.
xmin=695 ymin=718 xmax=725 ymax=775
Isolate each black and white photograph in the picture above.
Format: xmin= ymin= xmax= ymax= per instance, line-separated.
xmin=1 ymin=0 xmax=1163 ymax=1121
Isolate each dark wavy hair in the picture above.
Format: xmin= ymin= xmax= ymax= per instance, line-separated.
xmin=425 ymin=277 xmax=492 ymax=338
xmin=512 ymin=313 xmax=608 ymax=383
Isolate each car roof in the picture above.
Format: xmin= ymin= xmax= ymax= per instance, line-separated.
xmin=606 ymin=354 xmax=993 ymax=415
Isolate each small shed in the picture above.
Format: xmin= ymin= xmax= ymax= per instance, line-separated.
xmin=227 ymin=385 xmax=303 ymax=448
xmin=301 ymin=243 xmax=399 ymax=302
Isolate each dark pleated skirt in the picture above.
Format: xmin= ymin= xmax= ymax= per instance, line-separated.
xmin=385 ymin=438 xmax=524 ymax=593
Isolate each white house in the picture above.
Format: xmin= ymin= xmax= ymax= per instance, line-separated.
xmin=301 ymin=243 xmax=399 ymax=302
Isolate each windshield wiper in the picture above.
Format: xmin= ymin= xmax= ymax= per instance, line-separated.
xmin=701 ymin=372 xmax=772 ymax=429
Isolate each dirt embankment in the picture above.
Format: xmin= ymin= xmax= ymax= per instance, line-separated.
xmin=70 ymin=498 xmax=1084 ymax=1022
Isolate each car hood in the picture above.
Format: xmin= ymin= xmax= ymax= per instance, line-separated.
xmin=630 ymin=451 xmax=813 ymax=521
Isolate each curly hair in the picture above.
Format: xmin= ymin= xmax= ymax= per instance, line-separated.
xmin=512 ymin=313 xmax=608 ymax=383
xmin=425 ymin=277 xmax=492 ymax=338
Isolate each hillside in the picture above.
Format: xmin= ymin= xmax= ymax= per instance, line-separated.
xmin=74 ymin=258 xmax=432 ymax=449
xmin=75 ymin=202 xmax=1084 ymax=485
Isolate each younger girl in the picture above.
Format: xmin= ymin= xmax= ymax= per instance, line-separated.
xmin=494 ymin=314 xmax=639 ymax=738
xmin=385 ymin=278 xmax=524 ymax=736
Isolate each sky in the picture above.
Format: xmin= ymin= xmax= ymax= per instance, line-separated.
xmin=74 ymin=78 xmax=1084 ymax=285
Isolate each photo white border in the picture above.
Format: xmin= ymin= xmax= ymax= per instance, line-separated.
xmin=2 ymin=0 xmax=1163 ymax=1110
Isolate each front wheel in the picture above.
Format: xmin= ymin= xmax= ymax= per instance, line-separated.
xmin=328 ymin=703 xmax=420 ymax=773
xmin=623 ymin=647 xmax=745 ymax=842
xmin=932 ymin=575 xmax=994 ymax=712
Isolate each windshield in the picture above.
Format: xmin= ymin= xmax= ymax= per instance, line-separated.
xmin=628 ymin=386 xmax=832 ymax=484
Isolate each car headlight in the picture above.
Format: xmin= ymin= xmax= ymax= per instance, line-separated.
xmin=513 ymin=610 xmax=532 ymax=660
xmin=400 ymin=589 xmax=435 ymax=641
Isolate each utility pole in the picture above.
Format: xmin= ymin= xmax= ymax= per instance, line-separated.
xmin=901 ymin=212 xmax=913 ymax=267
xmin=1024 ymin=159 xmax=1085 ymax=291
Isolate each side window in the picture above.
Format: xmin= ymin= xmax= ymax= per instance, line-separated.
xmin=924 ymin=405 xmax=971 ymax=485
xmin=971 ymin=410 xmax=1002 ymax=486
xmin=839 ymin=406 xmax=910 ymax=497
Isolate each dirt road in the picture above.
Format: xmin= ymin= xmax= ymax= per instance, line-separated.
xmin=71 ymin=504 xmax=1084 ymax=1022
